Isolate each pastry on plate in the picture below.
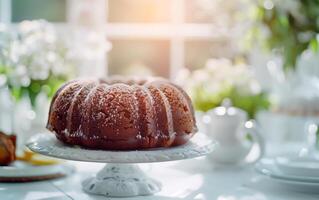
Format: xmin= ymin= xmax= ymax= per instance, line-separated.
xmin=0 ymin=131 xmax=16 ymax=166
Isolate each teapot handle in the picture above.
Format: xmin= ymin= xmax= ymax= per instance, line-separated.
xmin=243 ymin=120 xmax=265 ymax=164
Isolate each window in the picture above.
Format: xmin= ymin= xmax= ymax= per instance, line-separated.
xmin=1 ymin=0 xmax=238 ymax=79
xmin=185 ymin=40 xmax=237 ymax=71
xmin=108 ymin=0 xmax=170 ymax=23
xmin=0 ymin=0 xmax=67 ymax=23
xmin=11 ymin=0 xmax=66 ymax=22
xmin=108 ymin=39 xmax=170 ymax=77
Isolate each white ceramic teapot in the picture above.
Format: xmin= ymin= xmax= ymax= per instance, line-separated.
xmin=202 ymin=99 xmax=265 ymax=165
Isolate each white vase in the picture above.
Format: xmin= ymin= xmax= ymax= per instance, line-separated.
xmin=0 ymin=86 xmax=14 ymax=133
xmin=17 ymin=93 xmax=50 ymax=151
xmin=13 ymin=95 xmax=35 ymax=151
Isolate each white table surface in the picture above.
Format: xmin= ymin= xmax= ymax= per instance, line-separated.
xmin=1 ymin=157 xmax=319 ymax=200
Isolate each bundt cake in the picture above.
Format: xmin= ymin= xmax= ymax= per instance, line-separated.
xmin=47 ymin=77 xmax=197 ymax=150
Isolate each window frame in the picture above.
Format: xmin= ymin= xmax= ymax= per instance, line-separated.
xmin=1 ymin=0 xmax=231 ymax=79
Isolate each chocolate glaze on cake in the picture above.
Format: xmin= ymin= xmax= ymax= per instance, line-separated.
xmin=47 ymin=77 xmax=197 ymax=150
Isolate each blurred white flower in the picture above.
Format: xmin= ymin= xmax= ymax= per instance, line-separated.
xmin=0 ymin=75 xmax=7 ymax=87
xmin=15 ymin=65 xmax=28 ymax=76
xmin=19 ymin=20 xmax=40 ymax=34
xmin=9 ymin=41 xmax=22 ymax=63
xmin=28 ymin=57 xmax=50 ymax=80
xmin=175 ymin=58 xmax=261 ymax=96
xmin=272 ymin=0 xmax=305 ymax=24
xmin=296 ymin=49 xmax=319 ymax=78
xmin=0 ymin=23 xmax=7 ymax=32
xmin=1 ymin=20 xmax=111 ymax=92
xmin=174 ymin=68 xmax=190 ymax=85
xmin=0 ymin=20 xmax=75 ymax=88
xmin=272 ymin=0 xmax=299 ymax=14
xmin=8 ymin=65 xmax=30 ymax=87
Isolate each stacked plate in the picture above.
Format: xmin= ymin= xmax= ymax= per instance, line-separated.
xmin=255 ymin=156 xmax=319 ymax=193
xmin=0 ymin=161 xmax=74 ymax=182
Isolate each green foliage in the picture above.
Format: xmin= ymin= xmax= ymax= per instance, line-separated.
xmin=192 ymin=86 xmax=270 ymax=119
xmin=8 ymin=77 xmax=65 ymax=106
xmin=0 ymin=72 xmax=65 ymax=106
xmin=0 ymin=64 xmax=66 ymax=106
xmin=253 ymin=0 xmax=319 ymax=70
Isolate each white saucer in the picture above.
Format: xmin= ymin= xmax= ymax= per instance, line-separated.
xmin=275 ymin=156 xmax=319 ymax=177
xmin=266 ymin=177 xmax=319 ymax=193
xmin=255 ymin=158 xmax=319 ymax=193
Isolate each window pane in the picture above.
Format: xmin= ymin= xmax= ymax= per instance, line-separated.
xmin=11 ymin=0 xmax=66 ymax=22
xmin=185 ymin=0 xmax=239 ymax=24
xmin=108 ymin=40 xmax=170 ymax=78
xmin=108 ymin=0 xmax=170 ymax=23
xmin=185 ymin=0 xmax=213 ymax=23
xmin=185 ymin=40 xmax=235 ymax=71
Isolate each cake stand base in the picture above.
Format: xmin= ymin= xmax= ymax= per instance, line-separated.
xmin=27 ymin=133 xmax=216 ymax=197
xmin=81 ymin=163 xmax=161 ymax=197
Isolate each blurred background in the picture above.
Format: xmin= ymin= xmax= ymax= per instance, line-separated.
xmin=1 ymin=0 xmax=319 ymax=155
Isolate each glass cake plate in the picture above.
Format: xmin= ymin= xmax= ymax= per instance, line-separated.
xmin=26 ymin=132 xmax=217 ymax=197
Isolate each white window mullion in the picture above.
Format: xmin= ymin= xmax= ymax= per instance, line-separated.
xmin=170 ymin=39 xmax=184 ymax=79
xmin=105 ymin=0 xmax=109 ymax=76
xmin=105 ymin=23 xmax=224 ymax=39
xmin=67 ymin=0 xmax=108 ymax=78
xmin=170 ymin=0 xmax=184 ymax=80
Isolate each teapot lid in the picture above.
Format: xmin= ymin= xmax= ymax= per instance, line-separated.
xmin=210 ymin=98 xmax=247 ymax=118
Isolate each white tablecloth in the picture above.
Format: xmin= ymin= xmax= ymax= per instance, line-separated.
xmin=1 ymin=157 xmax=318 ymax=200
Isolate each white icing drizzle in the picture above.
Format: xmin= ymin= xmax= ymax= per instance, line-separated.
xmin=157 ymin=81 xmax=193 ymax=136
xmin=132 ymin=85 xmax=147 ymax=141
xmin=173 ymin=84 xmax=196 ymax=120
xmin=129 ymin=85 xmax=140 ymax=132
xmin=51 ymin=80 xmax=80 ymax=114
xmin=96 ymin=84 xmax=111 ymax=130
xmin=82 ymin=81 xmax=100 ymax=137
xmin=153 ymin=86 xmax=174 ymax=139
xmin=141 ymin=85 xmax=157 ymax=146
xmin=84 ymin=81 xmax=99 ymax=103
xmin=66 ymin=81 xmax=91 ymax=136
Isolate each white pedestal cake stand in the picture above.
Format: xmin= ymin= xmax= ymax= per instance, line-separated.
xmin=26 ymin=133 xmax=216 ymax=197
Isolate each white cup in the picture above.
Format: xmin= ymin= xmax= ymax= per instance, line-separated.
xmin=201 ymin=101 xmax=265 ymax=165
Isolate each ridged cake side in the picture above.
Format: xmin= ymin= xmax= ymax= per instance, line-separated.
xmin=47 ymin=78 xmax=197 ymax=150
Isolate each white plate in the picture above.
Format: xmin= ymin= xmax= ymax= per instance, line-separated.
xmin=0 ymin=161 xmax=74 ymax=178
xmin=255 ymin=158 xmax=319 ymax=183
xmin=267 ymin=177 xmax=319 ymax=193
xmin=275 ymin=156 xmax=319 ymax=177
xmin=255 ymin=158 xmax=319 ymax=193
